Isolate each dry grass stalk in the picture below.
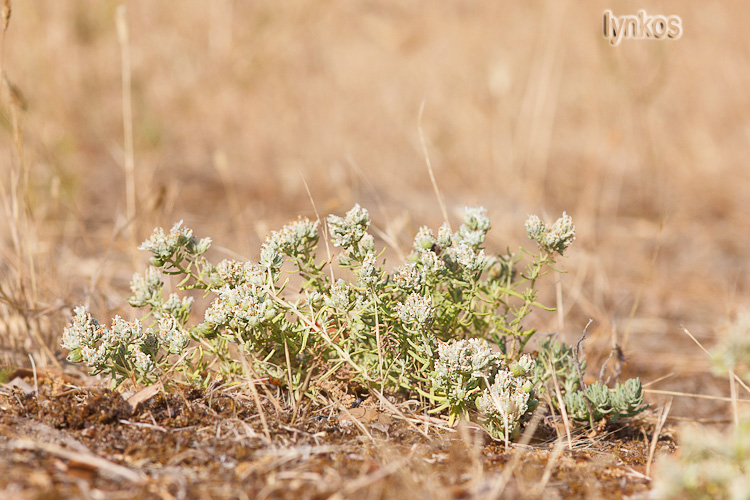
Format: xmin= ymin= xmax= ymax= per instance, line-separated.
xmin=116 ymin=5 xmax=137 ymax=240
xmin=418 ymin=99 xmax=450 ymax=231
xmin=646 ymin=398 xmax=672 ymax=478
xmin=9 ymin=439 xmax=145 ymax=482
xmin=1 ymin=0 xmax=9 ymax=33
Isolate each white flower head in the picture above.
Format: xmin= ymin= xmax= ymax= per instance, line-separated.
xmin=525 ymin=215 xmax=546 ymax=243
xmin=545 ymin=212 xmax=576 ymax=254
xmin=204 ymin=283 xmax=276 ymax=330
xmin=62 ymin=305 xmax=104 ymax=352
xmin=413 ymin=226 xmax=436 ymax=252
xmin=139 ymin=220 xmax=209 ymax=260
xmin=526 ymin=213 xmax=576 ymax=255
xmin=357 ymin=252 xmax=379 ymax=288
xmin=444 ymin=243 xmax=486 ymax=276
xmin=518 ymin=354 xmax=535 ymax=374
xmin=457 ymin=206 xmax=490 ymax=248
xmin=132 ymin=346 xmax=153 ymax=374
xmin=475 ymin=370 xmax=532 ymax=437
xmin=267 ymin=218 xmax=319 ymax=258
xmin=437 ymin=222 xmax=453 ymax=249
xmin=128 ymin=267 xmax=163 ymax=307
xmin=158 ymin=314 xmax=188 ymax=354
xmin=397 ymin=292 xmax=433 ymax=330
xmin=324 ymin=279 xmax=351 ymax=311
xmin=163 ymin=293 xmax=194 ymax=320
xmin=259 ymin=238 xmax=283 ymax=270
xmin=393 ymin=262 xmax=424 ymax=291
xmin=418 ymin=249 xmax=445 ymax=279
xmin=327 ymin=204 xmax=370 ymax=249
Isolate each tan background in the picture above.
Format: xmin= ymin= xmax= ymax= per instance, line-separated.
xmin=1 ymin=1 xmax=748 ymax=418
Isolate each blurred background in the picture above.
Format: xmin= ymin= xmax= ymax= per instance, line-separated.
xmin=1 ymin=0 xmax=748 ymax=418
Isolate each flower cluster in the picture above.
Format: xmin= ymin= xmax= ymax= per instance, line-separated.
xmin=324 ymin=279 xmax=352 ymax=311
xmin=204 ymin=283 xmax=278 ymax=335
xmin=138 ymin=220 xmax=211 ymax=266
xmin=397 ymin=292 xmax=434 ymax=331
xmin=456 ymin=206 xmax=491 ymax=248
xmin=525 ymin=212 xmax=576 ymax=255
xmin=433 ymin=338 xmax=503 ymax=412
xmin=157 ymin=314 xmax=189 ymax=354
xmin=393 ymin=262 xmax=425 ymax=292
xmin=327 ymin=204 xmax=374 ymax=264
xmin=62 ymin=306 xmax=180 ymax=386
xmin=357 ymin=252 xmax=380 ymax=289
xmin=432 ymin=338 xmax=538 ymax=440
xmin=443 ymin=242 xmax=486 ymax=278
xmin=268 ymin=217 xmax=319 ymax=259
xmin=258 ymin=218 xmax=320 ymax=275
xmin=475 ymin=360 xmax=537 ymax=439
xmin=128 ymin=267 xmax=163 ymax=308
xmin=214 ymin=259 xmax=265 ymax=288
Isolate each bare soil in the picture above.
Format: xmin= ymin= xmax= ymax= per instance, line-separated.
xmin=0 ymin=373 xmax=674 ymax=500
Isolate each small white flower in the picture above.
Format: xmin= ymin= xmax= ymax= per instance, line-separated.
xmin=525 ymin=213 xmax=575 ymax=255
xmin=525 ymin=215 xmax=546 ymax=243
xmin=158 ymin=314 xmax=188 ymax=354
xmin=139 ymin=220 xmax=194 ymax=259
xmin=128 ymin=267 xmax=163 ymax=307
xmin=517 ymin=353 xmax=535 ymax=374
xmin=413 ymin=226 xmax=436 ymax=251
xmin=215 ymin=260 xmax=266 ymax=288
xmin=437 ymin=222 xmax=453 ymax=249
xmin=357 ymin=252 xmax=379 ymax=288
xmin=418 ymin=249 xmax=445 ymax=279
xmin=110 ymin=316 xmax=143 ymax=345
xmin=457 ymin=206 xmax=490 ymax=248
xmin=80 ymin=344 xmax=107 ymax=367
xmin=132 ymin=347 xmax=153 ymax=374
xmin=324 ymin=279 xmax=351 ymax=310
xmin=62 ymin=305 xmax=103 ymax=351
xmin=205 ymin=283 xmax=276 ymax=330
xmin=268 ymin=218 xmax=319 ymax=258
xmin=545 ymin=212 xmax=576 ymax=254
xmin=393 ymin=262 xmax=424 ymax=291
xmin=327 ymin=204 xmax=370 ymax=249
xmin=444 ymin=243 xmax=486 ymax=275
xmin=476 ymin=371 xmax=532 ymax=437
xmin=163 ymin=293 xmax=193 ymax=318
xmin=259 ymin=238 xmax=283 ymax=270
xmin=397 ymin=292 xmax=433 ymax=329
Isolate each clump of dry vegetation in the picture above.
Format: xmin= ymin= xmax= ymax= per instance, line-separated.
xmin=1 ymin=1 xmax=750 ymax=498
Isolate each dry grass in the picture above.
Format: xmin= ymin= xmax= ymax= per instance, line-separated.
xmin=1 ymin=1 xmax=749 ymax=497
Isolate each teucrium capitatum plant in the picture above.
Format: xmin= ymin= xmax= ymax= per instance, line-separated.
xmin=63 ymin=207 xmax=584 ymax=439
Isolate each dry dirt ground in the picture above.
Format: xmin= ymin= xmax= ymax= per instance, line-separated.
xmin=0 ymin=372 xmax=674 ymax=500
xmin=1 ymin=1 xmax=750 ymax=498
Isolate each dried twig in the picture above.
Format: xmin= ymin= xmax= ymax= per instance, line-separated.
xmin=645 ymin=389 xmax=750 ymax=404
xmin=646 ymin=398 xmax=672 ymax=478
xmin=548 ymin=360 xmax=573 ymax=450
xmin=532 ymin=440 xmax=566 ymax=495
xmin=116 ymin=5 xmax=136 ymax=229
xmin=417 ymin=99 xmax=450 ymax=230
xmin=572 ymin=319 xmax=596 ymax=425
xmin=372 ymin=389 xmax=431 ymax=440
xmin=9 ymin=439 xmax=145 ymax=482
